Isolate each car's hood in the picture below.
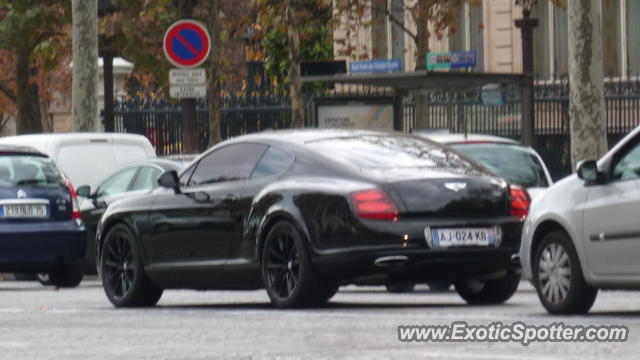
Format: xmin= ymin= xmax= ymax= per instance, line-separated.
xmin=525 ymin=187 xmax=548 ymax=201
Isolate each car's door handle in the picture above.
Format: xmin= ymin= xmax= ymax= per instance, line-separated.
xmin=222 ymin=194 xmax=238 ymax=204
xmin=191 ymin=192 xmax=210 ymax=203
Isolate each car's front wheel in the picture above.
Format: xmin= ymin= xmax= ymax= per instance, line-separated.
xmin=455 ymin=273 xmax=520 ymax=304
xmin=261 ymin=221 xmax=337 ymax=308
xmin=100 ymin=224 xmax=163 ymax=307
xmin=533 ymin=230 xmax=597 ymax=314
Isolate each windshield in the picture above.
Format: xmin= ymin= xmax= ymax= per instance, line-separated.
xmin=449 ymin=143 xmax=549 ymax=188
xmin=306 ymin=135 xmax=490 ymax=177
xmin=0 ymin=155 xmax=66 ymax=187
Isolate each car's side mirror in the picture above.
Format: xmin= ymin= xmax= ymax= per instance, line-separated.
xmin=158 ymin=170 xmax=181 ymax=194
xmin=76 ymin=185 xmax=91 ymax=198
xmin=577 ymin=160 xmax=599 ymax=184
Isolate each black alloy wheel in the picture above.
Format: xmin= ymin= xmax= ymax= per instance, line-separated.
xmin=101 ymin=224 xmax=163 ymax=307
xmin=261 ymin=221 xmax=338 ymax=308
xmin=264 ymin=229 xmax=300 ymax=300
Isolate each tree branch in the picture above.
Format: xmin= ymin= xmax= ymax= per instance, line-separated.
xmin=367 ymin=3 xmax=417 ymax=43
xmin=0 ymin=81 xmax=17 ymax=104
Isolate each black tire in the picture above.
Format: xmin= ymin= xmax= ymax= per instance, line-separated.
xmin=455 ymin=273 xmax=520 ymax=305
xmin=532 ymin=230 xmax=597 ymax=314
xmin=385 ymin=282 xmax=416 ymax=293
xmin=261 ymin=221 xmax=336 ymax=308
xmin=49 ymin=265 xmax=83 ymax=288
xmin=100 ymin=224 xmax=163 ymax=307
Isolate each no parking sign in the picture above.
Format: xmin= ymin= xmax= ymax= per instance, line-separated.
xmin=163 ymin=20 xmax=211 ymax=68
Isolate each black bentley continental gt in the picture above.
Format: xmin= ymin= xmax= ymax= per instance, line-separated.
xmin=95 ymin=130 xmax=529 ymax=308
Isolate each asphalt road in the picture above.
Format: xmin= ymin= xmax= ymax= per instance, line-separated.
xmin=1 ymin=279 xmax=639 ymax=360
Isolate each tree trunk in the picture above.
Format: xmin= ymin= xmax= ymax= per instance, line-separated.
xmin=286 ymin=0 xmax=304 ymax=128
xmin=413 ymin=0 xmax=430 ymax=130
xmin=15 ymin=45 xmax=42 ymax=134
xmin=207 ymin=0 xmax=223 ymax=147
xmin=72 ymin=0 xmax=99 ymax=132
xmin=568 ymin=0 xmax=607 ymax=170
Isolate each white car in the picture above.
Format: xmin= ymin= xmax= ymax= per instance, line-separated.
xmin=520 ymin=126 xmax=640 ymax=314
xmin=415 ymin=133 xmax=553 ymax=200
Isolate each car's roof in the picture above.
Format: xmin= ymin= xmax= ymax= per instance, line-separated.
xmin=225 ymin=129 xmax=397 ymax=146
xmin=413 ymin=132 xmax=521 ymax=145
xmin=0 ymin=144 xmax=47 ymax=157
xmin=121 ymin=158 xmax=184 ymax=172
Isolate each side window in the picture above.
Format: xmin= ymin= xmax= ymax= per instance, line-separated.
xmin=251 ymin=146 xmax=294 ymax=179
xmin=131 ymin=166 xmax=163 ymax=191
xmin=188 ymin=143 xmax=267 ymax=186
xmin=96 ymin=167 xmax=138 ymax=197
xmin=612 ymin=143 xmax=640 ymax=181
xmin=179 ymin=163 xmax=197 ymax=186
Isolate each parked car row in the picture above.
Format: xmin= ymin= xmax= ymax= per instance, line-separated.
xmin=4 ymin=126 xmax=637 ymax=315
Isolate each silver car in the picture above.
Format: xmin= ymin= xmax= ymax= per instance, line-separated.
xmin=520 ymin=126 xmax=640 ymax=314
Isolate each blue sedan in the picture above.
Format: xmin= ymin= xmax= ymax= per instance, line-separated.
xmin=0 ymin=145 xmax=86 ymax=287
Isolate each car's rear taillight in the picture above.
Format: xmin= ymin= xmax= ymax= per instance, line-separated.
xmin=509 ymin=185 xmax=530 ymax=218
xmin=66 ymin=179 xmax=81 ymax=220
xmin=352 ymin=189 xmax=399 ymax=221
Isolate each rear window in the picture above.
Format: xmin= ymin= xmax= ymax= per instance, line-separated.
xmin=0 ymin=155 xmax=65 ymax=187
xmin=305 ymin=135 xmax=487 ymax=176
xmin=450 ymin=143 xmax=549 ymax=188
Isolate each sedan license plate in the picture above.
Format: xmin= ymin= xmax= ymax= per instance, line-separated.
xmin=431 ymin=228 xmax=494 ymax=248
xmin=0 ymin=204 xmax=48 ymax=218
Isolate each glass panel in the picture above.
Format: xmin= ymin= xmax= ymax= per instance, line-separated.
xmin=131 ymin=166 xmax=163 ymax=191
xmin=189 ymin=143 xmax=267 ymax=186
xmin=96 ymin=167 xmax=138 ymax=197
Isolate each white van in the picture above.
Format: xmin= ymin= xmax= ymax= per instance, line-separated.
xmin=0 ymin=133 xmax=156 ymax=189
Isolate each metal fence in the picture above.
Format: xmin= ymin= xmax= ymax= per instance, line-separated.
xmin=115 ymin=78 xmax=640 ymax=181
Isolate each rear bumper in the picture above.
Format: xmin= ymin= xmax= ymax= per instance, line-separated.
xmin=310 ymin=216 xmax=524 ymax=284
xmin=313 ymin=246 xmax=521 ymax=284
xmin=0 ymin=220 xmax=86 ymax=272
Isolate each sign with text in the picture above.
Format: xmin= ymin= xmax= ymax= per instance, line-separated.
xmin=169 ymin=68 xmax=207 ymax=86
xmin=349 ymin=59 xmax=402 ymax=74
xmin=426 ymin=51 xmax=477 ymax=70
xmin=317 ymin=103 xmax=394 ymax=130
xmin=170 ymin=85 xmax=207 ymax=99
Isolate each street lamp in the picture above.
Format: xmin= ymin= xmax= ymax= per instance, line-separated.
xmin=515 ymin=0 xmax=539 ymax=147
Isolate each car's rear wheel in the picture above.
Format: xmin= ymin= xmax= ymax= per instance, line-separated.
xmin=49 ymin=265 xmax=83 ymax=288
xmin=261 ymin=221 xmax=337 ymax=308
xmin=455 ymin=273 xmax=520 ymax=304
xmin=100 ymin=224 xmax=163 ymax=307
xmin=533 ymin=231 xmax=597 ymax=314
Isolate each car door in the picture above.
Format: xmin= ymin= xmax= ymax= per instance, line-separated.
xmin=145 ymin=143 xmax=268 ymax=271
xmin=228 ymin=145 xmax=295 ymax=262
xmin=583 ymin=139 xmax=640 ymax=275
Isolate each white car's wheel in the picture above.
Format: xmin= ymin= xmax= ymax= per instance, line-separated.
xmin=533 ymin=231 xmax=597 ymax=314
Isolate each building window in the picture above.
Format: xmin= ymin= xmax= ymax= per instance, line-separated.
xmin=626 ymin=0 xmax=640 ymax=76
xmin=533 ymin=0 xmax=551 ymax=79
xmin=448 ymin=2 xmax=484 ymax=72
xmin=603 ymin=0 xmax=621 ymax=77
xmin=553 ymin=6 xmax=569 ymax=77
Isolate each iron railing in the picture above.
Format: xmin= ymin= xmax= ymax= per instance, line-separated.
xmin=114 ymin=78 xmax=640 ymax=181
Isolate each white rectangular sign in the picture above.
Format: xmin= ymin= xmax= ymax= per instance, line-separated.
xmin=169 ymin=68 xmax=207 ymax=86
xmin=317 ymin=103 xmax=394 ymax=130
xmin=170 ymin=85 xmax=207 ymax=99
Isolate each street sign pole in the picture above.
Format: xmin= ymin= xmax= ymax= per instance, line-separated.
xmin=175 ymin=1 xmax=201 ymax=154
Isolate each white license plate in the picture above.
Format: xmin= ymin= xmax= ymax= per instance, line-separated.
xmin=1 ymin=204 xmax=48 ymax=218
xmin=431 ymin=228 xmax=494 ymax=248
